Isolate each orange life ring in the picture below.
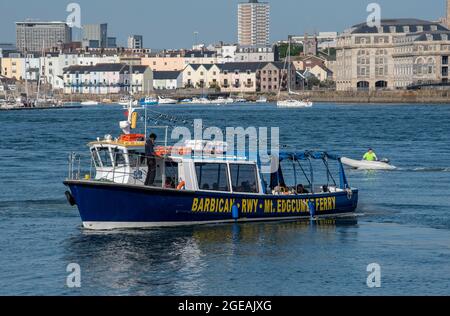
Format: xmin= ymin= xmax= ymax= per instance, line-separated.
xmin=119 ymin=134 xmax=145 ymax=142
xmin=177 ymin=181 xmax=186 ymax=190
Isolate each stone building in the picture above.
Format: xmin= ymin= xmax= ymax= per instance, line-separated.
xmin=335 ymin=19 xmax=450 ymax=91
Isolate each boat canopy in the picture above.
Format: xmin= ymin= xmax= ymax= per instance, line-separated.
xmin=269 ymin=151 xmax=349 ymax=192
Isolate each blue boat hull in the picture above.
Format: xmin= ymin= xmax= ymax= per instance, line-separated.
xmin=64 ymin=181 xmax=358 ymax=230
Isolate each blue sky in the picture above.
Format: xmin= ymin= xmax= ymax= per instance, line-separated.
xmin=0 ymin=0 xmax=446 ymax=48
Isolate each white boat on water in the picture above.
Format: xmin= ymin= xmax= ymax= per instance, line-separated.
xmin=256 ymin=96 xmax=268 ymax=103
xmin=191 ymin=97 xmax=211 ymax=104
xmin=213 ymin=97 xmax=234 ymax=105
xmin=277 ymin=99 xmax=313 ymax=108
xmin=158 ymin=96 xmax=178 ymax=105
xmin=81 ymin=101 xmax=99 ymax=106
xmin=341 ymin=157 xmax=397 ymax=171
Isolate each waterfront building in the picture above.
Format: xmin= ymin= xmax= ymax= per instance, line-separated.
xmin=335 ymin=19 xmax=449 ymax=91
xmin=220 ymin=62 xmax=260 ymax=93
xmin=1 ymin=54 xmax=41 ymax=81
xmin=258 ymin=62 xmax=295 ymax=93
xmin=235 ymin=45 xmax=275 ymax=62
xmin=183 ymin=50 xmax=218 ymax=67
xmin=392 ymin=30 xmax=450 ymax=88
xmin=238 ymin=0 xmax=270 ymax=46
xmin=128 ymin=35 xmax=144 ymax=49
xmin=182 ymin=64 xmax=222 ymax=89
xmin=142 ymin=50 xmax=218 ymax=72
xmin=153 ymin=71 xmax=183 ymax=90
xmin=63 ymin=63 xmax=153 ymax=95
xmin=82 ymin=24 xmax=108 ymax=48
xmin=142 ymin=52 xmax=186 ymax=71
xmin=16 ymin=21 xmax=72 ymax=53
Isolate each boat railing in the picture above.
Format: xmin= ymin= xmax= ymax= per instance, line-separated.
xmin=67 ymin=151 xmax=163 ymax=186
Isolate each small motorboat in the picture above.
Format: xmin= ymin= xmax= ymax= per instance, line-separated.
xmin=81 ymin=101 xmax=99 ymax=106
xmin=256 ymin=96 xmax=268 ymax=103
xmin=277 ymin=99 xmax=313 ymax=108
xmin=213 ymin=97 xmax=234 ymax=105
xmin=341 ymin=157 xmax=397 ymax=171
xmin=140 ymin=97 xmax=158 ymax=106
xmin=192 ymin=97 xmax=211 ymax=104
xmin=180 ymin=98 xmax=193 ymax=104
xmin=158 ymin=96 xmax=178 ymax=105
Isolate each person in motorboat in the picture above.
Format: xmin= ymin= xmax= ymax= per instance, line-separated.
xmin=296 ymin=184 xmax=309 ymax=194
xmin=363 ymin=148 xmax=378 ymax=161
xmin=145 ymin=133 xmax=158 ymax=186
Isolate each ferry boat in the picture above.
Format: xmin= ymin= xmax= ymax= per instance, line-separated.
xmin=63 ymin=116 xmax=358 ymax=230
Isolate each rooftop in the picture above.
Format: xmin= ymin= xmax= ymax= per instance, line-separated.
xmin=153 ymin=71 xmax=181 ymax=80
xmin=350 ymin=19 xmax=449 ymax=34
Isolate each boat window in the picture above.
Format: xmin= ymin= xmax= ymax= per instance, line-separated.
xmin=91 ymin=148 xmax=101 ymax=168
xmin=113 ymin=148 xmax=126 ymax=167
xmin=127 ymin=150 xmax=146 ymax=167
xmin=195 ymin=163 xmax=230 ymax=192
xmin=230 ymin=164 xmax=259 ymax=193
xmin=164 ymin=161 xmax=179 ymax=189
xmin=97 ymin=147 xmax=113 ymax=167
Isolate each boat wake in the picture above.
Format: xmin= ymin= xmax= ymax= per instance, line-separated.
xmin=409 ymin=167 xmax=450 ymax=173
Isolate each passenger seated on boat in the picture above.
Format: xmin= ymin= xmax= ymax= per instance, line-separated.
xmin=240 ymin=181 xmax=252 ymax=192
xmin=202 ymin=184 xmax=210 ymax=190
xmin=322 ymin=185 xmax=330 ymax=193
xmin=164 ymin=177 xmax=175 ymax=189
xmin=296 ymin=184 xmax=309 ymax=194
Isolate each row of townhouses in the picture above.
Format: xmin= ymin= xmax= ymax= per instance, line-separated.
xmin=62 ymin=61 xmax=297 ymax=94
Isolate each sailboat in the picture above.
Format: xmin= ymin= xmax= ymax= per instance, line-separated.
xmin=277 ymin=36 xmax=313 ymax=108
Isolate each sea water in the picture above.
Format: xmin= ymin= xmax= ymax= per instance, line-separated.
xmin=0 ymin=103 xmax=449 ymax=295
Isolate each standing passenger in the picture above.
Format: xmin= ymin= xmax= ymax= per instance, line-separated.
xmin=145 ymin=133 xmax=157 ymax=186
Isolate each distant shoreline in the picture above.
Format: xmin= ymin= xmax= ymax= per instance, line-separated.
xmin=55 ymin=89 xmax=450 ymax=105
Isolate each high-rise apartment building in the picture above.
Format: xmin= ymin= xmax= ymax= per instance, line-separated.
xmin=82 ymin=24 xmax=108 ymax=48
xmin=16 ymin=21 xmax=72 ymax=53
xmin=238 ymin=0 xmax=270 ymax=46
xmin=128 ymin=35 xmax=144 ymax=49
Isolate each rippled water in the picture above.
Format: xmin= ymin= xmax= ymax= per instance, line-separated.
xmin=0 ymin=103 xmax=449 ymax=295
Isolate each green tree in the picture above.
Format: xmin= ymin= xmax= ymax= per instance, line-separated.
xmin=278 ymin=43 xmax=303 ymax=59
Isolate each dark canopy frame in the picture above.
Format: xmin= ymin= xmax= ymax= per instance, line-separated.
xmin=268 ymin=151 xmax=349 ymax=193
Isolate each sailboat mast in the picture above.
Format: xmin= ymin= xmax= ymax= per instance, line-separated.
xmin=288 ymin=35 xmax=291 ymax=92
